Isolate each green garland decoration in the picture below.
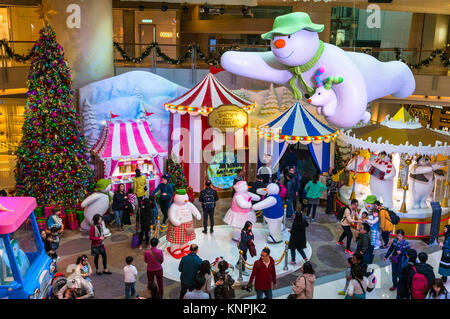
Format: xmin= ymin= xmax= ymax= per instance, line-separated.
xmin=113 ymin=42 xmax=240 ymax=66
xmin=0 ymin=39 xmax=33 ymax=62
xmin=394 ymin=47 xmax=450 ymax=69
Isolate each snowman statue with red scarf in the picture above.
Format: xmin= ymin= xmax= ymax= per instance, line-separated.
xmin=166 ymin=189 xmax=201 ymax=258
xmin=364 ymin=152 xmax=396 ymax=208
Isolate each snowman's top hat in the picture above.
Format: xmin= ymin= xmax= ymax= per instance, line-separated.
xmin=261 ymin=12 xmax=324 ymax=40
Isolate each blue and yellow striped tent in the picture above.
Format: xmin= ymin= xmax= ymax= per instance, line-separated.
xmin=258 ymin=102 xmax=339 ymax=173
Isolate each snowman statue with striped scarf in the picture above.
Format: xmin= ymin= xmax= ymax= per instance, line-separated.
xmin=364 ymin=152 xmax=396 ymax=208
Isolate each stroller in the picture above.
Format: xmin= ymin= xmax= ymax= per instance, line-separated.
xmin=49 ymin=273 xmax=67 ymax=299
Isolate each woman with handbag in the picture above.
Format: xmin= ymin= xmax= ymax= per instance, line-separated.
xmin=214 ymin=260 xmax=235 ymax=299
xmin=144 ymin=237 xmax=164 ymax=298
xmin=383 ymin=229 xmax=410 ymax=291
xmin=89 ymin=214 xmax=112 ymax=275
xmin=112 ymin=183 xmax=128 ymax=231
xmin=291 ymin=262 xmax=316 ymax=299
xmin=288 ymin=211 xmax=309 ymax=265
xmin=238 ymin=221 xmax=255 ymax=276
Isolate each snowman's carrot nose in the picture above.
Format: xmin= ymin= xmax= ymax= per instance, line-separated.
xmin=308 ymin=98 xmax=312 ymax=103
xmin=274 ymin=39 xmax=285 ymax=49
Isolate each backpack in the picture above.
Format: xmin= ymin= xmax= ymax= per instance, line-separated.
xmin=411 ymin=266 xmax=428 ymax=299
xmin=202 ymin=189 xmax=215 ymax=209
xmin=337 ymin=206 xmax=349 ymax=221
xmin=385 ymin=208 xmax=400 ymax=225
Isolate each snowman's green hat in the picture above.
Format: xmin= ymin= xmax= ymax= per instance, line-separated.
xmin=261 ymin=12 xmax=324 ymax=40
xmin=94 ymin=179 xmax=111 ymax=191
xmin=176 ymin=189 xmax=187 ymax=195
xmin=363 ymin=195 xmax=378 ymax=204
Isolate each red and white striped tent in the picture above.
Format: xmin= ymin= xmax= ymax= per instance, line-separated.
xmin=164 ymin=73 xmax=255 ymax=193
xmin=91 ymin=119 xmax=167 ymax=190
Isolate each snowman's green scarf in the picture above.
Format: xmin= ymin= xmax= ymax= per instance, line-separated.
xmin=285 ymin=40 xmax=324 ymax=100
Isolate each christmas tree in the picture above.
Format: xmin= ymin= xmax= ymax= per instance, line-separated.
xmin=260 ymin=83 xmax=279 ymax=115
xmin=280 ymin=87 xmax=296 ymax=111
xmin=167 ymin=158 xmax=188 ymax=190
xmin=14 ymin=24 xmax=94 ymax=207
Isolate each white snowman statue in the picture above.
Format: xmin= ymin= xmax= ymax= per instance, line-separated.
xmin=80 ymin=179 xmax=112 ymax=237
xmin=224 ymin=181 xmax=260 ymax=241
xmin=408 ymin=156 xmax=447 ymax=209
xmin=166 ymin=189 xmax=201 ymax=258
xmin=364 ymin=152 xmax=396 ymax=208
xmin=252 ymin=183 xmax=285 ymax=244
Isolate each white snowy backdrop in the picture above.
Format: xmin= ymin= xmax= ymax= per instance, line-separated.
xmin=79 ymin=71 xmax=188 ymax=157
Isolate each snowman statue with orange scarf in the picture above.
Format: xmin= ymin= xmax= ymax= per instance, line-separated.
xmin=166 ymin=189 xmax=202 ymax=258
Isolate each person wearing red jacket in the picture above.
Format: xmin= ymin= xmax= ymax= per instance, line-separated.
xmin=247 ymin=247 xmax=277 ymax=299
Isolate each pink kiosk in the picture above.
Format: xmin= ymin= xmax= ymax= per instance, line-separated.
xmin=91 ymin=119 xmax=167 ymax=193
xmin=0 ymin=197 xmax=55 ymax=299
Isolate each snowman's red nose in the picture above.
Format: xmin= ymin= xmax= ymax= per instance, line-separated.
xmin=274 ymin=39 xmax=285 ymax=49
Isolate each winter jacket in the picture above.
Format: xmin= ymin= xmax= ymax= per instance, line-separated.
xmin=292 ymin=273 xmax=315 ymax=299
xmin=133 ymin=175 xmax=147 ymax=197
xmin=304 ymin=180 xmax=327 ymax=199
xmin=379 ymin=208 xmax=394 ymax=232
xmin=407 ymin=262 xmax=435 ymax=292
xmin=238 ymin=230 xmax=254 ymax=252
xmin=288 ymin=214 xmax=309 ymax=250
xmin=179 ymin=252 xmax=202 ymax=286
xmin=397 ymin=260 xmax=416 ymax=299
xmin=112 ymin=191 xmax=127 ymax=210
xmin=144 ymin=247 xmax=164 ymax=272
xmin=385 ymin=238 xmax=410 ymax=263
xmin=248 ymin=257 xmax=277 ymax=291
xmin=151 ymin=182 xmax=174 ymax=202
xmin=286 ymin=179 xmax=296 ymax=200
xmin=326 ymin=175 xmax=338 ymax=194
xmin=213 ymin=271 xmax=235 ymax=299
xmin=356 ymin=233 xmax=371 ymax=255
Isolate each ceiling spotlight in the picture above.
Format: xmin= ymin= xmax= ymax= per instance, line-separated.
xmin=182 ymin=6 xmax=189 ymax=14
xmin=242 ymin=6 xmax=248 ymax=16
xmin=161 ymin=5 xmax=168 ymax=12
xmin=203 ymin=5 xmax=210 ymax=14
xmin=219 ymin=7 xmax=225 ymax=15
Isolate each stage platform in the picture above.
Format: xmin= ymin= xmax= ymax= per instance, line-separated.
xmin=158 ymin=224 xmax=312 ymax=283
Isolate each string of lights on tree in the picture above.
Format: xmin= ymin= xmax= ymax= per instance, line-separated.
xmin=395 ymin=47 xmax=450 ymax=69
xmin=14 ymin=24 xmax=95 ymax=207
xmin=113 ymin=42 xmax=240 ymax=66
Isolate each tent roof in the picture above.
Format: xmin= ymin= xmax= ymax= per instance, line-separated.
xmin=259 ymin=102 xmax=339 ymax=144
xmin=164 ymin=73 xmax=255 ymax=116
xmin=91 ymin=119 xmax=167 ymax=161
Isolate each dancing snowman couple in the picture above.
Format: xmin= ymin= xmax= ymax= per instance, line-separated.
xmin=224 ymin=181 xmax=285 ymax=244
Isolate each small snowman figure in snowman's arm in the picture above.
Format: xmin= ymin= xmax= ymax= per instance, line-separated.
xmin=80 ymin=179 xmax=112 ymax=237
xmin=307 ymin=67 xmax=345 ymax=117
xmin=252 ymin=183 xmax=285 ymax=244
xmin=166 ymin=189 xmax=201 ymax=258
xmin=223 ymin=181 xmax=260 ymax=242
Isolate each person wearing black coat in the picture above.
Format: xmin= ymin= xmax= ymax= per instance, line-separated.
xmin=288 ymin=211 xmax=309 ymax=265
xmin=112 ymin=183 xmax=128 ymax=231
xmin=397 ymin=248 xmax=417 ymax=299
xmin=137 ymin=197 xmax=155 ymax=249
xmin=407 ymin=252 xmax=436 ymax=294
xmin=298 ymin=172 xmax=311 ymax=212
xmin=238 ymin=221 xmax=254 ymax=275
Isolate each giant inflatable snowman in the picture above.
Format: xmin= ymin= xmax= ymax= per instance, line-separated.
xmin=224 ymin=181 xmax=260 ymax=241
xmin=80 ymin=179 xmax=112 ymax=237
xmin=408 ymin=156 xmax=447 ymax=209
xmin=364 ymin=153 xmax=396 ymax=208
xmin=221 ymin=12 xmax=415 ymax=128
xmin=252 ymin=183 xmax=285 ymax=244
xmin=166 ymin=189 xmax=202 ymax=258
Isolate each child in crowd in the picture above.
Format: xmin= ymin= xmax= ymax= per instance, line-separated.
xmin=123 ymin=256 xmax=138 ymax=299
xmin=47 ymin=226 xmax=61 ymax=260
xmin=338 ymin=257 xmax=353 ymax=295
xmin=47 ymin=207 xmax=64 ymax=232
xmin=356 ymin=211 xmax=369 ymax=232
xmin=127 ymin=189 xmax=137 ymax=216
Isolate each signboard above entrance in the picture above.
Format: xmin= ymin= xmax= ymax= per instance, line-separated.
xmin=208 ymin=104 xmax=248 ymax=132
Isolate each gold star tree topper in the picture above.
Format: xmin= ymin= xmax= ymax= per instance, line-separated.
xmin=35 ymin=0 xmax=57 ymax=24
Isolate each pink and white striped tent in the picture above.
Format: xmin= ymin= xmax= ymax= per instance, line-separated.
xmin=164 ymin=73 xmax=255 ymax=193
xmin=91 ymin=119 xmax=167 ymax=180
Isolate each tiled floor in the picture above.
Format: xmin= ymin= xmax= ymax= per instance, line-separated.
xmin=55 ymin=198 xmax=446 ymax=299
